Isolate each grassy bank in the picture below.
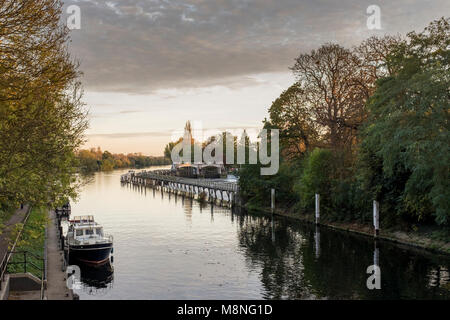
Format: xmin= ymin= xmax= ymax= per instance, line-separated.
xmin=8 ymin=207 xmax=47 ymax=278
xmin=244 ymin=203 xmax=450 ymax=256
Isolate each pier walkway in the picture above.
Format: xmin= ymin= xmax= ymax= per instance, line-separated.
xmin=122 ymin=170 xmax=240 ymax=205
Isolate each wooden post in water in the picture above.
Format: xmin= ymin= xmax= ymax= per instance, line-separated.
xmin=373 ymin=200 xmax=380 ymax=237
xmin=271 ymin=189 xmax=275 ymax=213
xmin=315 ymin=194 xmax=320 ymax=224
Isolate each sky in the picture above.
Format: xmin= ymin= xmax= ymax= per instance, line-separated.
xmin=63 ymin=0 xmax=449 ymax=156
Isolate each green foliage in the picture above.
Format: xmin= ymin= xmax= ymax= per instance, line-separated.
xmin=239 ymin=160 xmax=300 ymax=209
xmin=267 ymin=83 xmax=318 ymax=160
xmin=359 ymin=17 xmax=450 ymax=226
xmin=0 ymin=1 xmax=87 ymax=208
xmin=295 ymin=149 xmax=333 ymax=213
xmin=330 ymin=178 xmax=371 ymax=223
xmin=239 ymin=18 xmax=449 ymax=232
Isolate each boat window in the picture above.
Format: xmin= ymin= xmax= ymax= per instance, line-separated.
xmin=85 ymin=229 xmax=94 ymax=235
xmin=96 ymin=228 xmax=103 ymax=236
xmin=76 ymin=229 xmax=83 ymax=236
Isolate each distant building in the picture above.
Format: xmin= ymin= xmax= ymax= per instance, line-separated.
xmin=198 ymin=164 xmax=222 ymax=179
xmin=176 ymin=164 xmax=199 ymax=178
xmin=173 ymin=163 xmax=224 ymax=179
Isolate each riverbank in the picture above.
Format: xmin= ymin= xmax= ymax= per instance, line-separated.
xmin=244 ymin=204 xmax=450 ymax=256
xmin=77 ymin=164 xmax=172 ymax=176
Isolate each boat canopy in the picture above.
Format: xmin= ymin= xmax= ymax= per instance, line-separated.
xmin=70 ymin=215 xmax=95 ymax=225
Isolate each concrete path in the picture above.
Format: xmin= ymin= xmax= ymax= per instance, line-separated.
xmin=45 ymin=210 xmax=73 ymax=300
xmin=8 ymin=290 xmax=41 ymax=300
xmin=0 ymin=205 xmax=30 ymax=262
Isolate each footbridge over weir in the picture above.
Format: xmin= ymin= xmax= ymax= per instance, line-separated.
xmin=121 ymin=170 xmax=240 ymax=206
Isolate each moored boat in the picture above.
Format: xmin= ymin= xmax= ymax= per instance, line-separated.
xmin=65 ymin=216 xmax=113 ymax=265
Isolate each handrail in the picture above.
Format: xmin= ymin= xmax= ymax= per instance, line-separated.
xmin=41 ymin=226 xmax=48 ymax=300
xmin=66 ymin=234 xmax=113 ymax=246
xmin=7 ymin=250 xmax=46 ymax=299
xmin=137 ymin=172 xmax=239 ymax=192
xmin=0 ymin=206 xmax=32 ymax=291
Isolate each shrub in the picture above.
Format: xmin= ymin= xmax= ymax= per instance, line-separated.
xmin=295 ymin=148 xmax=333 ymax=214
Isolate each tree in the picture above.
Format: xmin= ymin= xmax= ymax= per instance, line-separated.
xmin=291 ymin=44 xmax=368 ymax=152
xmin=359 ymin=17 xmax=449 ymax=225
xmin=164 ymin=139 xmax=182 ymax=160
xmin=0 ymin=0 xmax=78 ymax=102
xmin=0 ymin=0 xmax=87 ymax=210
xmin=267 ymin=83 xmax=319 ymax=160
xmin=355 ymin=35 xmax=400 ymax=80
xmin=290 ymin=37 xmax=399 ymax=154
xmin=163 ymin=121 xmax=198 ymax=163
xmin=295 ymin=148 xmax=333 ymax=213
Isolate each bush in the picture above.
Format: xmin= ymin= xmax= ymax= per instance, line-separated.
xmin=295 ymin=148 xmax=333 ymax=214
xmin=330 ymin=179 xmax=372 ymax=223
xmin=238 ymin=160 xmax=300 ymax=209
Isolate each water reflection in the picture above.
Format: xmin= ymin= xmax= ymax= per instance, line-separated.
xmin=72 ymin=169 xmax=450 ymax=300
xmin=236 ymin=211 xmax=450 ymax=299
xmin=76 ymin=261 xmax=114 ymax=296
xmin=71 ymin=261 xmax=114 ymax=298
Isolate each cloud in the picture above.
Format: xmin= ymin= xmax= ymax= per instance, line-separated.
xmin=87 ymin=125 xmax=262 ymax=140
xmin=65 ymin=0 xmax=449 ymax=93
xmin=87 ymin=131 xmax=170 ymax=139
xmin=89 ymin=109 xmax=143 ymax=118
xmin=119 ymin=110 xmax=142 ymax=114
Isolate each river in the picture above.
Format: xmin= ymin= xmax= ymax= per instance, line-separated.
xmin=69 ymin=168 xmax=450 ymax=299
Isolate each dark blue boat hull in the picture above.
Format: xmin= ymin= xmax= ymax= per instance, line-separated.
xmin=68 ymin=243 xmax=112 ymax=265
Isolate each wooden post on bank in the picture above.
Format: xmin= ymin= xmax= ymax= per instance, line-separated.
xmin=315 ymin=194 xmax=320 ymax=224
xmin=373 ymin=200 xmax=380 ymax=237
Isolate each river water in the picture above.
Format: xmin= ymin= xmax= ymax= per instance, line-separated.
xmin=70 ymin=168 xmax=450 ymax=300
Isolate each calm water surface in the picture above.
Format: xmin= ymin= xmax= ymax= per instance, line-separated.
xmin=70 ymin=169 xmax=450 ymax=299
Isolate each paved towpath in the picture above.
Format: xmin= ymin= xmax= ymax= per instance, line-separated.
xmin=45 ymin=209 xmax=73 ymax=300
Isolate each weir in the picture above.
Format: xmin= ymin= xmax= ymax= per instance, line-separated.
xmin=121 ymin=170 xmax=240 ymax=207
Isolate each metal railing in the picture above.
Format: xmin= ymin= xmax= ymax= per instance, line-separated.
xmin=7 ymin=250 xmax=46 ymax=300
xmin=0 ymin=253 xmax=9 ymax=291
xmin=138 ymin=172 xmax=239 ymax=192
xmin=0 ymin=206 xmax=32 ymax=292
xmin=42 ymin=226 xmax=48 ymax=300
xmin=66 ymin=234 xmax=113 ymax=246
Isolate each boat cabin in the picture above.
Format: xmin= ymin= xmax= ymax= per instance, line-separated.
xmin=67 ymin=216 xmax=111 ymax=245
